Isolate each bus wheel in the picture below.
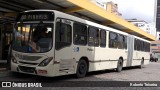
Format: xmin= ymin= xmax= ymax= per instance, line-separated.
xmin=76 ymin=59 xmax=88 ymax=78
xmin=139 ymin=59 xmax=144 ymax=69
xmin=116 ymin=59 xmax=123 ymax=72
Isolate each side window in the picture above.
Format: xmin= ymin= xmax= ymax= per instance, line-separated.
xmin=148 ymin=43 xmax=150 ymax=52
xmin=147 ymin=43 xmax=150 ymax=52
xmin=73 ymin=22 xmax=87 ymax=45
xmin=140 ymin=40 xmax=143 ymax=51
xmin=138 ymin=40 xmax=141 ymax=51
xmin=109 ymin=32 xmax=118 ymax=48
xmin=144 ymin=42 xmax=147 ymax=52
xmin=141 ymin=41 xmax=144 ymax=51
xmin=100 ymin=30 xmax=106 ymax=47
xmin=55 ymin=22 xmax=72 ymax=50
xmin=141 ymin=40 xmax=143 ymax=51
xmin=117 ymin=34 xmax=124 ymax=49
xmin=137 ymin=40 xmax=141 ymax=51
xmin=124 ymin=36 xmax=127 ymax=49
xmin=134 ymin=39 xmax=137 ymax=50
xmin=88 ymin=26 xmax=99 ymax=46
xmin=139 ymin=40 xmax=142 ymax=51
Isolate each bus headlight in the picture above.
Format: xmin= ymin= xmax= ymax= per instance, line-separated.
xmin=38 ymin=57 xmax=53 ymax=66
xmin=12 ymin=58 xmax=17 ymax=63
xmin=12 ymin=55 xmax=18 ymax=63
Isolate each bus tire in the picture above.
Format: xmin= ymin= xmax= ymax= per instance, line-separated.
xmin=76 ymin=59 xmax=88 ymax=78
xmin=139 ymin=59 xmax=144 ymax=69
xmin=116 ymin=59 xmax=123 ymax=72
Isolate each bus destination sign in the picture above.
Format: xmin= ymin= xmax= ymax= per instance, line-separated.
xmin=16 ymin=11 xmax=54 ymax=22
xmin=21 ymin=14 xmax=48 ymax=21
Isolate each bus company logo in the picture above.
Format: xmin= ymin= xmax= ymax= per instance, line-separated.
xmin=2 ymin=82 xmax=11 ymax=87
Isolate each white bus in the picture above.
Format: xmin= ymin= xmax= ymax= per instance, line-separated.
xmin=11 ymin=10 xmax=150 ymax=77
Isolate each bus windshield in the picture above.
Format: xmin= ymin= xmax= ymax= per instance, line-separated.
xmin=12 ymin=22 xmax=53 ymax=53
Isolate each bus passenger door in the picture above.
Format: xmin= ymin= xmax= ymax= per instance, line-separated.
xmin=127 ymin=35 xmax=133 ymax=66
xmin=54 ymin=19 xmax=75 ymax=74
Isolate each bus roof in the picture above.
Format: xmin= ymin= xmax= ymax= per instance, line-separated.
xmin=22 ymin=9 xmax=150 ymax=43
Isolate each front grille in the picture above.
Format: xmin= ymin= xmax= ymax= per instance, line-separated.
xmin=22 ymin=56 xmax=42 ymax=61
xmin=19 ymin=61 xmax=38 ymax=65
xmin=15 ymin=54 xmax=42 ymax=61
xmin=18 ymin=66 xmax=35 ymax=73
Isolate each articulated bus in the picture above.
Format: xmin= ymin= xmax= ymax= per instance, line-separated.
xmin=11 ymin=10 xmax=150 ymax=77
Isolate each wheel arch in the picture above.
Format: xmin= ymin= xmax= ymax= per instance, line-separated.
xmin=79 ymin=56 xmax=89 ymax=71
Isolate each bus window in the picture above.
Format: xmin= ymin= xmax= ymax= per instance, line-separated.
xmin=73 ymin=22 xmax=87 ymax=45
xmin=144 ymin=42 xmax=146 ymax=52
xmin=137 ymin=40 xmax=141 ymax=51
xmin=139 ymin=40 xmax=141 ymax=51
xmin=55 ymin=22 xmax=72 ymax=50
xmin=148 ymin=43 xmax=150 ymax=52
xmin=140 ymin=40 xmax=142 ymax=51
xmin=88 ymin=26 xmax=99 ymax=47
xmin=145 ymin=42 xmax=150 ymax=52
xmin=117 ymin=34 xmax=124 ymax=49
xmin=145 ymin=42 xmax=147 ymax=52
xmin=141 ymin=41 xmax=144 ymax=51
xmin=100 ymin=30 xmax=106 ymax=47
xmin=139 ymin=40 xmax=142 ymax=51
xmin=109 ymin=32 xmax=118 ymax=48
xmin=134 ymin=39 xmax=137 ymax=50
xmin=13 ymin=23 xmax=53 ymax=53
xmin=124 ymin=36 xmax=127 ymax=49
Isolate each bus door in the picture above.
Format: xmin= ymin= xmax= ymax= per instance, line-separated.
xmin=0 ymin=27 xmax=2 ymax=59
xmin=54 ymin=18 xmax=76 ymax=74
xmin=127 ymin=35 xmax=134 ymax=66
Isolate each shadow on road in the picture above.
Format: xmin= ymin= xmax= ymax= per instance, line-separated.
xmin=9 ymin=66 xmax=142 ymax=82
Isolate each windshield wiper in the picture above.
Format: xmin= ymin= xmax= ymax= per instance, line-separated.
xmin=27 ymin=21 xmax=43 ymax=52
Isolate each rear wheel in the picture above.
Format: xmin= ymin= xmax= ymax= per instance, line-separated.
xmin=155 ymin=58 xmax=158 ymax=62
xmin=76 ymin=59 xmax=88 ymax=78
xmin=116 ymin=59 xmax=123 ymax=72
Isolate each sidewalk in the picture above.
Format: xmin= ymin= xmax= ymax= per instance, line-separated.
xmin=0 ymin=60 xmax=7 ymax=71
xmin=0 ymin=70 xmax=11 ymax=78
xmin=0 ymin=60 xmax=10 ymax=78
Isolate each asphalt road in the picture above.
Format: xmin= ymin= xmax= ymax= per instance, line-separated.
xmin=0 ymin=62 xmax=160 ymax=90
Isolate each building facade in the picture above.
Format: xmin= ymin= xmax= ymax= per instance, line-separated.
xmin=105 ymin=1 xmax=122 ymax=16
xmin=90 ymin=0 xmax=106 ymax=10
xmin=90 ymin=0 xmax=122 ymax=16
xmin=127 ymin=19 xmax=156 ymax=36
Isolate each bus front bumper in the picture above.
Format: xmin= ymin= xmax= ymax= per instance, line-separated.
xmin=11 ymin=62 xmax=59 ymax=77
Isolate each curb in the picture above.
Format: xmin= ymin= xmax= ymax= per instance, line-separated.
xmin=0 ymin=60 xmax=7 ymax=63
xmin=0 ymin=68 xmax=7 ymax=71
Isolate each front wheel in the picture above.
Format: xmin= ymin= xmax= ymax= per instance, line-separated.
xmin=76 ymin=59 xmax=88 ymax=78
xmin=116 ymin=59 xmax=123 ymax=72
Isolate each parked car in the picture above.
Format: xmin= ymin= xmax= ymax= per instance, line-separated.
xmin=150 ymin=54 xmax=158 ymax=62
